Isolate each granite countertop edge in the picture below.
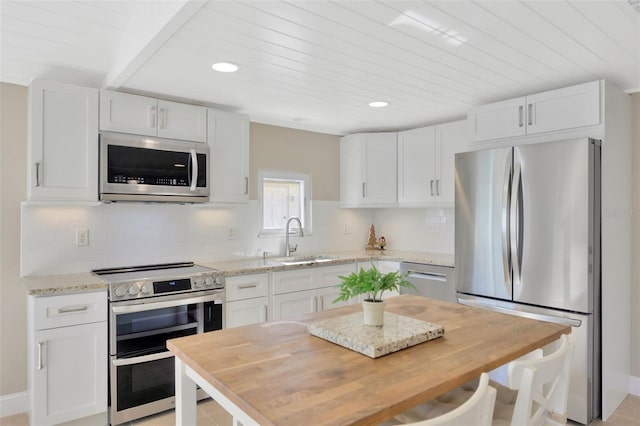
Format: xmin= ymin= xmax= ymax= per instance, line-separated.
xmin=23 ymin=250 xmax=454 ymax=296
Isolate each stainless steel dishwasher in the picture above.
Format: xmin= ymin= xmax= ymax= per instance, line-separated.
xmin=400 ymin=262 xmax=456 ymax=303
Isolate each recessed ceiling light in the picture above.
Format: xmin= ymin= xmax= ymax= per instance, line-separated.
xmin=369 ymin=101 xmax=389 ymax=108
xmin=211 ymin=62 xmax=239 ymax=73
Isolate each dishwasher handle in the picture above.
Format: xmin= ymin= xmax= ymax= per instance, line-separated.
xmin=407 ymin=271 xmax=447 ymax=282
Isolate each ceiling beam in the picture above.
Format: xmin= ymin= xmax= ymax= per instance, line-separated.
xmin=102 ymin=0 xmax=207 ymax=90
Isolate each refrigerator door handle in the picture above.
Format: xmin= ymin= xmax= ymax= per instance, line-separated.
xmin=501 ymin=157 xmax=512 ymax=289
xmin=510 ymin=163 xmax=522 ymax=286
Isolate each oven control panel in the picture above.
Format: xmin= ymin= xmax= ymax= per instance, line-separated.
xmin=109 ymin=271 xmax=225 ymax=301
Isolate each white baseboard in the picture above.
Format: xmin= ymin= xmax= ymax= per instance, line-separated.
xmin=0 ymin=391 xmax=28 ymax=418
xmin=630 ymin=375 xmax=640 ymax=396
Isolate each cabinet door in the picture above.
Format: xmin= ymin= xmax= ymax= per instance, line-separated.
xmin=226 ymin=297 xmax=268 ymax=328
xmin=468 ymin=96 xmax=526 ymax=142
xmin=398 ymin=126 xmax=437 ymax=206
xmin=317 ymin=286 xmax=353 ymax=311
xmin=157 ymin=99 xmax=207 ymax=142
xmin=525 ymin=81 xmax=600 ymax=135
xmin=208 ymin=109 xmax=250 ymax=203
xmin=32 ymin=322 xmax=107 ymax=425
xmin=340 ymin=134 xmax=362 ymax=207
xmin=99 ymin=91 xmax=157 ymax=136
xmin=361 ymin=133 xmax=397 ymax=206
xmin=435 ymin=120 xmax=469 ymax=206
xmin=271 ymin=289 xmax=317 ymax=320
xmin=28 ymin=80 xmax=99 ymax=201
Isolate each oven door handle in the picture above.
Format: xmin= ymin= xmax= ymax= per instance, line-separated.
xmin=112 ymin=351 xmax=174 ymax=367
xmin=111 ymin=292 xmax=223 ymax=314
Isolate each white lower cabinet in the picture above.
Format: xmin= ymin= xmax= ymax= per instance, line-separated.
xmin=272 ymin=289 xmax=318 ymax=320
xmin=28 ymin=291 xmax=107 ymax=425
xmin=271 ymin=263 xmax=356 ymax=320
xmin=226 ymin=297 xmax=268 ymax=328
xmin=225 ymin=274 xmax=269 ymax=328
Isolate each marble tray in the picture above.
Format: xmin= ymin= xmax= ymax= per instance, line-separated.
xmin=308 ymin=312 xmax=444 ymax=358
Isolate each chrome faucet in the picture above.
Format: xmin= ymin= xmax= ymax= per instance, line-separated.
xmin=285 ymin=216 xmax=304 ymax=257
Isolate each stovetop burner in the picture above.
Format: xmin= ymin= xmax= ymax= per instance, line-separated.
xmin=93 ymin=262 xmax=224 ymax=301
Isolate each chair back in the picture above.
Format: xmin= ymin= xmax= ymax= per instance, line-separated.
xmin=407 ymin=372 xmax=496 ymax=426
xmin=507 ymin=334 xmax=574 ymax=426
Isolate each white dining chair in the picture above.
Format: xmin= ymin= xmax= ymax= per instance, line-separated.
xmin=492 ymin=333 xmax=574 ymax=426
xmin=386 ymin=372 xmax=496 ymax=426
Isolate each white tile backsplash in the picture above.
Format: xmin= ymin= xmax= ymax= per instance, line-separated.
xmin=20 ymin=201 xmax=454 ymax=276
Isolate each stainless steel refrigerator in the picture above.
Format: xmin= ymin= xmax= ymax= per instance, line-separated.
xmin=455 ymin=138 xmax=601 ymax=425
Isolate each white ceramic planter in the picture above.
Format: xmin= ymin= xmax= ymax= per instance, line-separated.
xmin=362 ymin=299 xmax=385 ymax=326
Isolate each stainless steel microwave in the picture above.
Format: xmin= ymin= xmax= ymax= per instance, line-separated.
xmin=99 ymin=131 xmax=209 ymax=203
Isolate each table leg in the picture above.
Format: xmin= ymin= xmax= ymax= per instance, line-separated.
xmin=175 ymin=357 xmax=197 ymax=426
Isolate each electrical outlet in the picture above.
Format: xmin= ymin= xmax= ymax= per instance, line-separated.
xmin=343 ymin=224 xmax=352 ymax=234
xmin=75 ymin=229 xmax=89 ymax=246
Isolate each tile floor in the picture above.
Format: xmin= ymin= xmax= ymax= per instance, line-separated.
xmin=1 ymin=395 xmax=638 ymax=425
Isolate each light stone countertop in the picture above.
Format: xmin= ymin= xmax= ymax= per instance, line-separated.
xmin=202 ymin=250 xmax=454 ymax=276
xmin=23 ymin=272 xmax=109 ymax=296
xmin=24 ymin=250 xmax=453 ymax=296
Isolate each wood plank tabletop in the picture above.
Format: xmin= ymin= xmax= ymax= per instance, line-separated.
xmin=167 ymin=294 xmax=570 ymax=426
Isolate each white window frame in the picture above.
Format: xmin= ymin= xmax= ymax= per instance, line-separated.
xmin=258 ymin=170 xmax=312 ymax=236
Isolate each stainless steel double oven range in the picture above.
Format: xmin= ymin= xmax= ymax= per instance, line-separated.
xmin=93 ymin=262 xmax=225 ymax=425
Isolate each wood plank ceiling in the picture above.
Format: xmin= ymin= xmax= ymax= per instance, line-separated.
xmin=1 ymin=0 xmax=638 ymax=135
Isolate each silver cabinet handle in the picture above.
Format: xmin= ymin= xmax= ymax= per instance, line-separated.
xmin=150 ymin=106 xmax=157 ymax=128
xmin=436 ymin=179 xmax=440 ymax=196
xmin=527 ymin=103 xmax=533 ymax=126
xmin=518 ymin=105 xmax=524 ymax=127
xmin=263 ymin=305 xmax=268 ymax=322
xmin=37 ymin=342 xmax=44 ymax=370
xmin=160 ymin=108 xmax=166 ymax=129
xmin=35 ymin=162 xmax=41 ymax=187
xmin=430 ymin=180 xmax=434 ymax=197
xmin=237 ymin=284 xmax=257 ymax=290
xmin=362 ymin=182 xmax=366 ymax=198
xmin=58 ymin=305 xmax=89 ymax=314
xmin=244 ymin=177 xmax=249 ymax=195
xmin=312 ymin=296 xmax=318 ymax=312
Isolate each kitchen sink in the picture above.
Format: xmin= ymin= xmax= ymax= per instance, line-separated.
xmin=269 ymin=255 xmax=339 ymax=266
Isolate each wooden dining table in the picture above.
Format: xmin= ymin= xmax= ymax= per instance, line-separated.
xmin=167 ymin=294 xmax=570 ymax=426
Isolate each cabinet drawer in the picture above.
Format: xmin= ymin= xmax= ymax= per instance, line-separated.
xmin=272 ymin=269 xmax=315 ymax=295
xmin=314 ymin=264 xmax=356 ymax=289
xmin=225 ymin=274 xmax=269 ymax=301
xmin=34 ymin=291 xmax=107 ymax=330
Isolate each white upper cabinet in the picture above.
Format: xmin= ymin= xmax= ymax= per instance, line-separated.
xmin=99 ymin=91 xmax=207 ymax=143
xmin=398 ymin=120 xmax=468 ymax=207
xmin=340 ymin=132 xmax=397 ymax=207
xmin=207 ymin=109 xmax=250 ymax=204
xmin=28 ymin=80 xmax=99 ymax=201
xmin=157 ymin=99 xmax=208 ymax=142
xmin=398 ymin=126 xmax=436 ymax=206
xmin=468 ymin=81 xmax=601 ymax=142
xmin=435 ymin=120 xmax=469 ymax=206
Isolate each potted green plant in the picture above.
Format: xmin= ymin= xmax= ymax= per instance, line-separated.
xmin=334 ymin=264 xmax=416 ymax=326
